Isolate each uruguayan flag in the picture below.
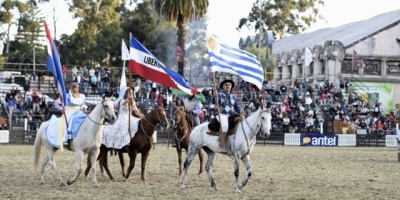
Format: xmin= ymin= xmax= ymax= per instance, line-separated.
xmin=207 ymin=35 xmax=264 ymax=90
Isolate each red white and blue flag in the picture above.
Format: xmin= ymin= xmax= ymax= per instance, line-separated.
xmin=128 ymin=36 xmax=198 ymax=95
xmin=44 ymin=21 xmax=67 ymax=106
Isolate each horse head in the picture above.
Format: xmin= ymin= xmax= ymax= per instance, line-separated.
xmin=154 ymin=105 xmax=170 ymax=129
xmin=259 ymin=108 xmax=272 ymax=138
xmin=101 ymin=98 xmax=117 ymax=124
xmin=174 ymin=106 xmax=186 ymax=125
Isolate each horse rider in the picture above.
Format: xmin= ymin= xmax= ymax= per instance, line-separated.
xmin=171 ymin=93 xmax=202 ymax=148
xmin=207 ymin=79 xmax=242 ymax=150
xmin=64 ymin=82 xmax=88 ymax=145
xmin=183 ymin=94 xmax=202 ymax=127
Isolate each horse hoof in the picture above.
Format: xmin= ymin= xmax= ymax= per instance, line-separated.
xmin=60 ymin=182 xmax=66 ymax=187
xmin=214 ymin=186 xmax=220 ymax=191
xmin=94 ymin=183 xmax=100 ymax=188
xmin=234 ymin=189 xmax=241 ymax=193
xmin=67 ymin=180 xmax=73 ymax=185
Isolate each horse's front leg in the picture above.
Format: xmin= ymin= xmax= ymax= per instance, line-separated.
xmin=118 ymin=151 xmax=126 ymax=178
xmin=89 ymin=149 xmax=100 ymax=187
xmin=140 ymin=151 xmax=150 ymax=181
xmin=233 ymin=156 xmax=241 ymax=193
xmin=125 ymin=150 xmax=138 ymax=180
xmin=177 ymin=148 xmax=183 ymax=175
xmin=67 ymin=151 xmax=85 ymax=186
xmin=239 ymin=155 xmax=252 ymax=192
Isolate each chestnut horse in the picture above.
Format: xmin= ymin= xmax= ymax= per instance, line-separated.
xmin=84 ymin=106 xmax=169 ymax=181
xmin=173 ymin=106 xmax=203 ymax=175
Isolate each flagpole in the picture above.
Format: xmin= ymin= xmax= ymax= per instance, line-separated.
xmin=212 ymin=72 xmax=223 ymax=135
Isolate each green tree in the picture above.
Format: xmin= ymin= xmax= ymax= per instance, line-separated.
xmin=237 ymin=0 xmax=325 ymax=38
xmin=152 ymin=0 xmax=209 ymax=77
xmin=65 ymin=0 xmax=124 ymax=67
xmin=0 ymin=0 xmax=29 ymax=54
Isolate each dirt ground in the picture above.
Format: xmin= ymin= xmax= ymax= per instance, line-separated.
xmin=0 ymin=144 xmax=399 ymax=200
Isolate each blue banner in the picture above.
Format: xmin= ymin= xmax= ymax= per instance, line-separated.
xmin=300 ymin=134 xmax=338 ymax=146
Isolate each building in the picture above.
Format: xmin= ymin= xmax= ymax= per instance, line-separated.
xmin=269 ymin=9 xmax=400 ymax=113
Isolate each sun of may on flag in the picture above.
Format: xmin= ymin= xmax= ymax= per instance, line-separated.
xmin=44 ymin=21 xmax=67 ymax=107
xmin=207 ymin=35 xmax=264 ymax=90
xmin=128 ymin=36 xmax=198 ymax=95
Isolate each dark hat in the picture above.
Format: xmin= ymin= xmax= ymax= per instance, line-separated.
xmin=220 ymin=79 xmax=235 ymax=90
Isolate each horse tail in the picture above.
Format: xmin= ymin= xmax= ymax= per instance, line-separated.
xmin=33 ymin=122 xmax=46 ymax=170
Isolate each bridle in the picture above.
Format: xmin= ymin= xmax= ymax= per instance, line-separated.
xmin=234 ymin=109 xmax=271 ymax=153
xmin=139 ymin=106 xmax=167 ymax=140
xmin=85 ymin=99 xmax=113 ymax=126
xmin=174 ymin=107 xmax=191 ymax=148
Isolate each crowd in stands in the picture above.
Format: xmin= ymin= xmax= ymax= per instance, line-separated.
xmin=1 ymin=67 xmax=399 ymax=139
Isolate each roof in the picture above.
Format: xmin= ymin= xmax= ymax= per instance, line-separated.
xmin=272 ymin=9 xmax=400 ymax=55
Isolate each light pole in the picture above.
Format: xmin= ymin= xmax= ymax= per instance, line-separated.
xmin=33 ymin=46 xmax=36 ymax=72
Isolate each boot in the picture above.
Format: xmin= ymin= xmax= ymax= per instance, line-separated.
xmin=220 ymin=132 xmax=227 ymax=150
xmin=171 ymin=142 xmax=177 ymax=148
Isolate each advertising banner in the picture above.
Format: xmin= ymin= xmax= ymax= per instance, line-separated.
xmin=351 ymin=82 xmax=393 ymax=113
xmin=300 ymin=134 xmax=338 ymax=146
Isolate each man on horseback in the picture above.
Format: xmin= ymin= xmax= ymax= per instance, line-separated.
xmin=183 ymin=94 xmax=202 ymax=127
xmin=207 ymin=79 xmax=242 ymax=150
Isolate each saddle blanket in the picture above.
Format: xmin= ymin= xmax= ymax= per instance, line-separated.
xmin=44 ymin=111 xmax=87 ymax=148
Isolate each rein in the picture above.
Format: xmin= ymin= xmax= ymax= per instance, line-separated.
xmin=174 ymin=108 xmax=191 ymax=148
xmin=84 ymin=100 xmax=111 ymax=126
xmin=139 ymin=107 xmax=165 ymax=141
xmin=233 ymin=110 xmax=269 ymax=157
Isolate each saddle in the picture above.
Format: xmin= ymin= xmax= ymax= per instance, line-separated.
xmin=207 ymin=114 xmax=242 ymax=149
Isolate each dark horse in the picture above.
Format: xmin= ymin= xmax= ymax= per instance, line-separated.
xmin=84 ymin=105 xmax=169 ymax=181
xmin=173 ymin=106 xmax=203 ymax=175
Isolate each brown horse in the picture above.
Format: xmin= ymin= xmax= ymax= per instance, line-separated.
xmin=173 ymin=106 xmax=203 ymax=175
xmin=84 ymin=105 xmax=169 ymax=181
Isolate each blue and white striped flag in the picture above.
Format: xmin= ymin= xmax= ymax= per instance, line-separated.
xmin=207 ymin=35 xmax=264 ymax=90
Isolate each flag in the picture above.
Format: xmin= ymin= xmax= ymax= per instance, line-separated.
xmin=121 ymin=39 xmax=130 ymax=61
xmin=352 ymin=50 xmax=363 ymax=70
xmin=175 ymin=42 xmax=184 ymax=62
xmin=207 ymin=35 xmax=264 ymax=90
xmin=128 ymin=36 xmax=198 ymax=95
xmin=114 ymin=65 xmax=127 ymax=105
xmin=44 ymin=21 xmax=67 ymax=107
xmin=304 ymin=47 xmax=312 ymax=67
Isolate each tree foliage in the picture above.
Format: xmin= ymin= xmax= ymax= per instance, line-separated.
xmin=152 ymin=0 xmax=209 ymax=77
xmin=237 ymin=0 xmax=325 ymax=38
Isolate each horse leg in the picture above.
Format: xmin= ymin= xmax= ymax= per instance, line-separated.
xmin=88 ymin=149 xmax=101 ymax=187
xmin=197 ymin=149 xmax=204 ymax=175
xmin=118 ymin=151 xmax=126 ymax=178
xmin=67 ymin=150 xmax=84 ymax=186
xmin=39 ymin=155 xmax=49 ymax=184
xmin=84 ymin=154 xmax=91 ymax=178
xmin=100 ymin=149 xmax=115 ymax=181
xmin=203 ymin=148 xmax=219 ymax=191
xmin=140 ymin=151 xmax=150 ymax=182
xmin=46 ymin=148 xmax=65 ymax=187
xmin=239 ymin=155 xmax=252 ymax=191
xmin=233 ymin=156 xmax=241 ymax=193
xmin=177 ymin=148 xmax=183 ymax=176
xmin=125 ymin=150 xmax=138 ymax=180
xmin=179 ymin=145 xmax=200 ymax=190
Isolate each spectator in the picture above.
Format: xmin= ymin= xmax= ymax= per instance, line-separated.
xmin=62 ymin=65 xmax=68 ymax=80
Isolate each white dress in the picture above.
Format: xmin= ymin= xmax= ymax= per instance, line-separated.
xmin=102 ymin=102 xmax=140 ymax=149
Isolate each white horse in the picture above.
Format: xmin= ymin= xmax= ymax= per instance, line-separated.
xmin=180 ymin=108 xmax=272 ymax=193
xmin=33 ymin=98 xmax=117 ymax=187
